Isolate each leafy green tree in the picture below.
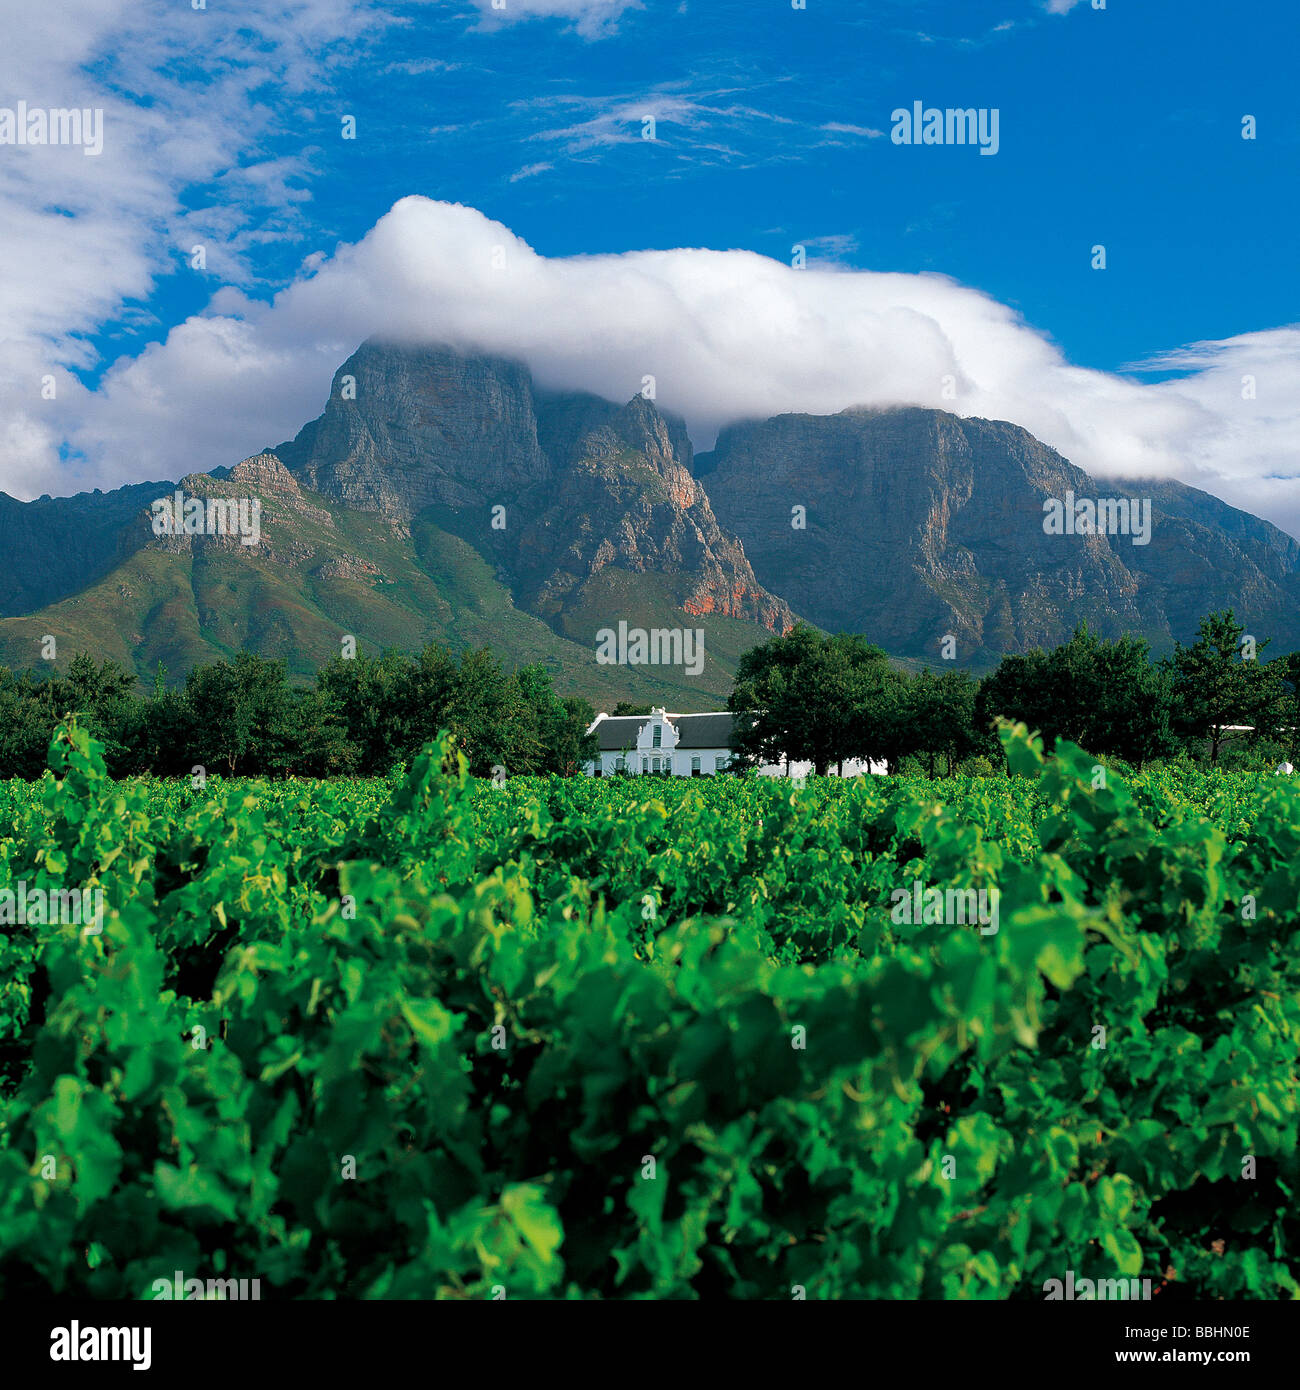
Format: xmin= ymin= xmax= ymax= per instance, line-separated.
xmin=1268 ymin=651 xmax=1300 ymax=764
xmin=0 ymin=669 xmax=55 ymax=777
xmin=445 ymin=647 xmax=513 ymax=776
xmin=1165 ymin=611 xmax=1285 ymax=763
xmin=501 ymin=665 xmax=597 ymax=776
xmin=841 ymin=642 xmax=910 ymax=773
xmin=20 ymin=655 xmax=144 ymax=774
xmin=978 ymin=624 xmax=1177 ymax=764
xmin=897 ymin=669 xmax=982 ymax=777
xmin=288 ymin=686 xmax=358 ymax=776
xmin=729 ymin=624 xmax=899 ymax=775
xmin=553 ymin=696 xmax=600 ymax=775
xmin=314 ymin=648 xmax=420 ymax=772
xmin=136 ymin=664 xmax=193 ymax=777
xmin=404 ymin=644 xmax=461 ymax=752
xmin=182 ymin=651 xmax=296 ymax=775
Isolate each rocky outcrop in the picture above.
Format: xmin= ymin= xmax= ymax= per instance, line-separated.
xmin=138 ymin=453 xmax=336 ymax=569
xmin=510 ymin=394 xmax=793 ymax=633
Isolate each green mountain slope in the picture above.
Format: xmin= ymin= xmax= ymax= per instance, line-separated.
xmin=0 ymin=453 xmax=776 ymax=708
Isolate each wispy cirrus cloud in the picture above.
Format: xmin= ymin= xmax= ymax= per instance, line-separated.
xmin=509 ymin=161 xmax=555 ymax=181
xmin=510 ymin=80 xmax=894 ymax=177
xmin=819 ymin=122 xmax=885 ymax=139
xmin=463 ymin=0 xmax=644 ymax=39
xmin=796 ymin=233 xmax=862 ymax=264
xmin=522 ymin=89 xmax=796 ymax=164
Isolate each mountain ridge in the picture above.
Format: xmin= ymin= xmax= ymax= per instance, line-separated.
xmin=0 ymin=340 xmax=1295 ymax=691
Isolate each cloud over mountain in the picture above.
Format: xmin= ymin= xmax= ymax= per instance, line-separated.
xmin=17 ymin=196 xmax=1299 ymax=540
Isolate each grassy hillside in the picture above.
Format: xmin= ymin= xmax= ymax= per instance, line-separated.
xmin=0 ymin=468 xmax=784 ymax=709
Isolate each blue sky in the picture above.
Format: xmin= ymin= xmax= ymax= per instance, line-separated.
xmin=4 ymin=0 xmax=1299 ymax=534
xmin=118 ymin=0 xmax=1299 ymax=378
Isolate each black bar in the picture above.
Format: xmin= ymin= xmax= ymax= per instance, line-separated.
xmin=2 ymin=1299 xmax=1291 ymax=1377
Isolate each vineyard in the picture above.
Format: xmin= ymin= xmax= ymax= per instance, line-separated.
xmin=0 ymin=723 xmax=1298 ymax=1298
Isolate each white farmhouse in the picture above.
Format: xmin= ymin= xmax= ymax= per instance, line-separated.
xmin=583 ymin=708 xmax=887 ymax=778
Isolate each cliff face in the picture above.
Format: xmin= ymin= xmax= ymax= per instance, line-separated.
xmin=277 ymin=342 xmax=794 ymax=644
xmin=275 ymin=342 xmax=552 ymax=520
xmin=511 ymin=394 xmax=793 ymax=636
xmin=696 ymin=407 xmax=1300 ymax=664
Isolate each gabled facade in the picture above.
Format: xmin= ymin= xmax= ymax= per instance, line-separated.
xmin=583 ymin=708 xmax=887 ymax=778
xmin=584 ymin=708 xmax=734 ymax=777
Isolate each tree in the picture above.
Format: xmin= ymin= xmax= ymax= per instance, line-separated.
xmin=1165 ymin=611 xmax=1284 ymax=763
xmin=288 ymin=685 xmax=358 ymax=776
xmin=29 ymin=654 xmax=144 ymax=773
xmin=977 ymin=624 xmax=1177 ymax=764
xmin=444 ymin=647 xmax=514 ymax=776
xmin=1270 ymin=651 xmax=1300 ymax=763
xmin=314 ymin=648 xmax=422 ymax=772
xmin=897 ymin=669 xmax=982 ymax=777
xmin=729 ymin=624 xmax=899 ymax=776
xmin=547 ymin=692 xmax=603 ymax=772
xmin=0 ymin=668 xmax=56 ymax=777
xmin=182 ymin=652 xmax=296 ymax=775
xmin=502 ymin=665 xmax=598 ymax=776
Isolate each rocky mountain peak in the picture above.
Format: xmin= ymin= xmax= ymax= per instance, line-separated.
xmin=277 ymin=339 xmax=794 ymax=643
xmin=229 ymin=451 xmax=300 ymax=492
xmin=701 ymin=403 xmax=1300 ymax=664
xmin=275 ymin=338 xmax=551 ymax=520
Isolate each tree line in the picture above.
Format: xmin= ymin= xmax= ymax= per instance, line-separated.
xmin=0 ymin=647 xmax=598 ymax=779
xmin=728 ymin=612 xmax=1300 ymax=775
xmin=3 ymin=609 xmax=1294 ymax=781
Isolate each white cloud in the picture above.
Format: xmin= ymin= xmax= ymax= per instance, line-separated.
xmin=819 ymin=122 xmax=886 ymax=139
xmin=1043 ymin=0 xmax=1087 ymax=13
xmin=19 ymin=197 xmax=1299 ymax=541
xmin=0 ymin=0 xmax=636 ymax=497
xmin=796 ymin=233 xmax=861 ymax=264
xmin=0 ymin=0 xmax=390 ymax=494
xmin=465 ymin=0 xmax=643 ymax=38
